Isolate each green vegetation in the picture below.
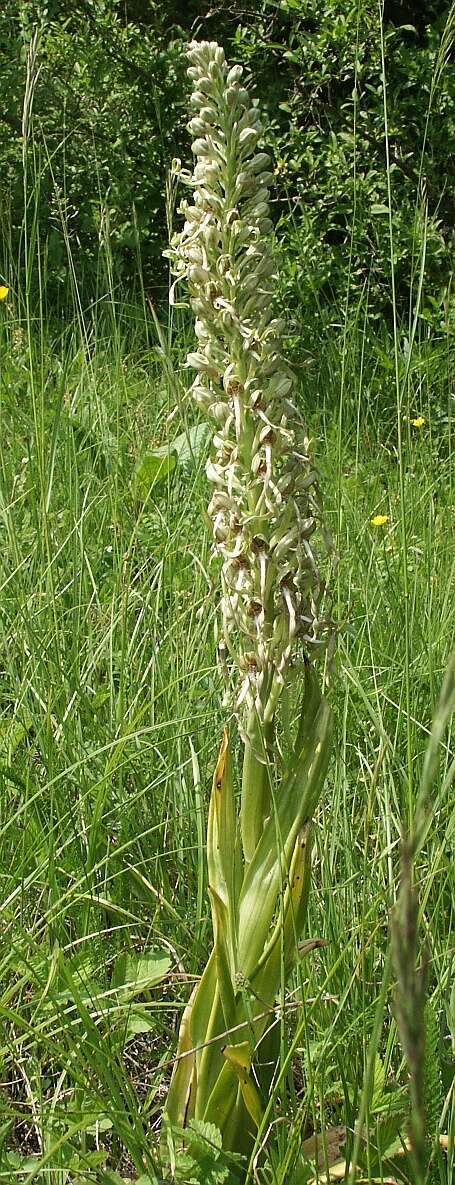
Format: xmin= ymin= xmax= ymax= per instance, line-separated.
xmin=2 ymin=0 xmax=455 ymax=325
xmin=0 ymin=2 xmax=454 ymax=1183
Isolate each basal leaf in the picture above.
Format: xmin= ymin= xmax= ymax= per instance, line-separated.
xmin=133 ymin=448 xmax=177 ymax=497
xmin=170 ymin=423 xmax=210 ymax=468
xmin=111 ymin=949 xmax=171 ymax=997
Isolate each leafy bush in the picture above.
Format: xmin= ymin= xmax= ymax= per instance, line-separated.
xmin=0 ymin=0 xmax=188 ymax=304
xmin=1 ymin=0 xmax=454 ymax=330
xmin=228 ymin=0 xmax=455 ymax=332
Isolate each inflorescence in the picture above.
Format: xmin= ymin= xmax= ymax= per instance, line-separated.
xmin=167 ymin=40 xmax=333 ymax=723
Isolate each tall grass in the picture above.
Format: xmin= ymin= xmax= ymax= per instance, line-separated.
xmin=0 ymin=16 xmax=454 ymax=1185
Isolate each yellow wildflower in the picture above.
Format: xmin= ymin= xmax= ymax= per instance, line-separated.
xmin=0 ymin=285 xmax=9 ymax=301
xmin=410 ymin=416 xmax=425 ymax=428
xmin=274 ymin=158 xmax=289 ymax=177
xmin=371 ymin=514 xmax=389 ymax=527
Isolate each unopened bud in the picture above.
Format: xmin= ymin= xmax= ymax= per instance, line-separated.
xmin=191 ymin=137 xmax=212 ymax=157
xmin=227 ymin=65 xmax=243 ymax=84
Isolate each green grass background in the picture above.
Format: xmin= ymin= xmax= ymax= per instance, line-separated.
xmin=0 ymin=270 xmax=454 ymax=1182
xmin=0 ymin=23 xmax=455 ymax=1181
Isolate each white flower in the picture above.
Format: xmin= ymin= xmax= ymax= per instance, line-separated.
xmin=167 ymin=40 xmax=333 ymax=722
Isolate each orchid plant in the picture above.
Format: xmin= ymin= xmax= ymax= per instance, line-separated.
xmin=163 ymin=40 xmax=334 ymax=1163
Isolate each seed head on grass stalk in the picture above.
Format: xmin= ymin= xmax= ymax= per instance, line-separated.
xmin=167 ymin=41 xmax=333 ymax=747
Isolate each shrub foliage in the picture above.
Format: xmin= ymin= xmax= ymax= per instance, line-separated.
xmin=1 ymin=0 xmax=454 ymax=325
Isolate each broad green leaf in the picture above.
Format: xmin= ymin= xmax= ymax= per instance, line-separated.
xmin=202 ymin=1058 xmax=239 ymax=1132
xmin=192 ymin=952 xmax=225 ymax=1119
xmin=12 ymin=1156 xmax=40 ymax=1171
xmin=222 ymin=1044 xmax=264 ymax=1129
xmin=208 ymin=887 xmax=236 ymax=1032
xmin=165 ymin=950 xmax=221 ymax=1131
xmin=163 ymin=981 xmax=198 ymax=1130
xmin=222 ymin=1041 xmax=251 ymax=1072
xmin=111 ymin=949 xmax=171 ymax=997
xmin=238 ymin=697 xmax=332 ymax=979
xmin=86 ymin=1112 xmax=113 ymax=1135
xmin=207 ymin=729 xmax=241 ymax=964
xmin=123 ymin=1008 xmax=155 ymax=1042
xmin=133 ymin=448 xmax=177 ymax=497
xmin=252 ymin=823 xmax=314 ymax=1011
xmin=170 ymin=423 xmax=210 ymax=468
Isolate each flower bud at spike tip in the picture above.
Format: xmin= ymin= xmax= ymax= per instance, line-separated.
xmin=166 ymin=40 xmax=334 ymax=723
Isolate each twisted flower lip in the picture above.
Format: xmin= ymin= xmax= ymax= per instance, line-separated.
xmin=167 ymin=39 xmax=334 ymax=719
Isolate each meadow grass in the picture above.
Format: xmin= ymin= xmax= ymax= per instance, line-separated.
xmin=0 ymin=274 xmax=454 ymax=1183
xmin=0 ymin=22 xmax=454 ymax=1173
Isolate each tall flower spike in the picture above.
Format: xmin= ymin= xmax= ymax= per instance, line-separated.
xmin=164 ymin=45 xmax=334 ymax=1147
xmin=168 ymin=40 xmax=333 ymax=725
